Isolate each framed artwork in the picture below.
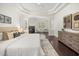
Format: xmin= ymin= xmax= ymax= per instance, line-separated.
xmin=63 ymin=14 xmax=72 ymax=29
xmin=72 ymin=12 xmax=79 ymax=30
xmin=4 ymin=16 xmax=11 ymax=24
xmin=0 ymin=14 xmax=12 ymax=24
xmin=74 ymin=15 xmax=79 ymax=21
xmin=0 ymin=14 xmax=5 ymax=23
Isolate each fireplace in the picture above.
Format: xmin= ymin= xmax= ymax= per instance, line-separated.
xmin=29 ymin=26 xmax=35 ymax=33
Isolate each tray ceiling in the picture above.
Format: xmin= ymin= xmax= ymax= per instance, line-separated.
xmin=18 ymin=3 xmax=63 ymax=16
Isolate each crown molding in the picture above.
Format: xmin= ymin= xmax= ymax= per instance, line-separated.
xmin=48 ymin=3 xmax=69 ymax=15
xmin=48 ymin=3 xmax=61 ymax=12
xmin=17 ymin=4 xmax=31 ymax=15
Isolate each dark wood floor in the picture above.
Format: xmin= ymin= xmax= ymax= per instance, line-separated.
xmin=48 ymin=36 xmax=79 ymax=56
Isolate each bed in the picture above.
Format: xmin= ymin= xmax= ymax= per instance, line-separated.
xmin=0 ymin=33 xmax=42 ymax=56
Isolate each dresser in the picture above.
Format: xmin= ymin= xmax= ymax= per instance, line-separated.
xmin=58 ymin=31 xmax=79 ymax=54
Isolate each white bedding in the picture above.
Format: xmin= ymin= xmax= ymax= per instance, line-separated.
xmin=0 ymin=34 xmax=41 ymax=56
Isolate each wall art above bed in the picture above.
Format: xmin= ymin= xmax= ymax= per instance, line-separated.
xmin=0 ymin=14 xmax=12 ymax=24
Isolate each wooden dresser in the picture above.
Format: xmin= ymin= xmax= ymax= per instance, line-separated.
xmin=58 ymin=31 xmax=79 ymax=54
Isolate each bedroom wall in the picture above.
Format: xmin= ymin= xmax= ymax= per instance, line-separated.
xmin=0 ymin=3 xmax=29 ymax=40
xmin=0 ymin=3 xmax=21 ymax=27
xmin=19 ymin=13 xmax=28 ymax=29
xmin=28 ymin=17 xmax=50 ymax=32
xmin=53 ymin=3 xmax=79 ymax=37
xmin=0 ymin=3 xmax=30 ymax=31
xmin=48 ymin=15 xmax=54 ymax=35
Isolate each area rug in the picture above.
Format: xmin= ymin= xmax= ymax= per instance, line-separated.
xmin=40 ymin=34 xmax=58 ymax=56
